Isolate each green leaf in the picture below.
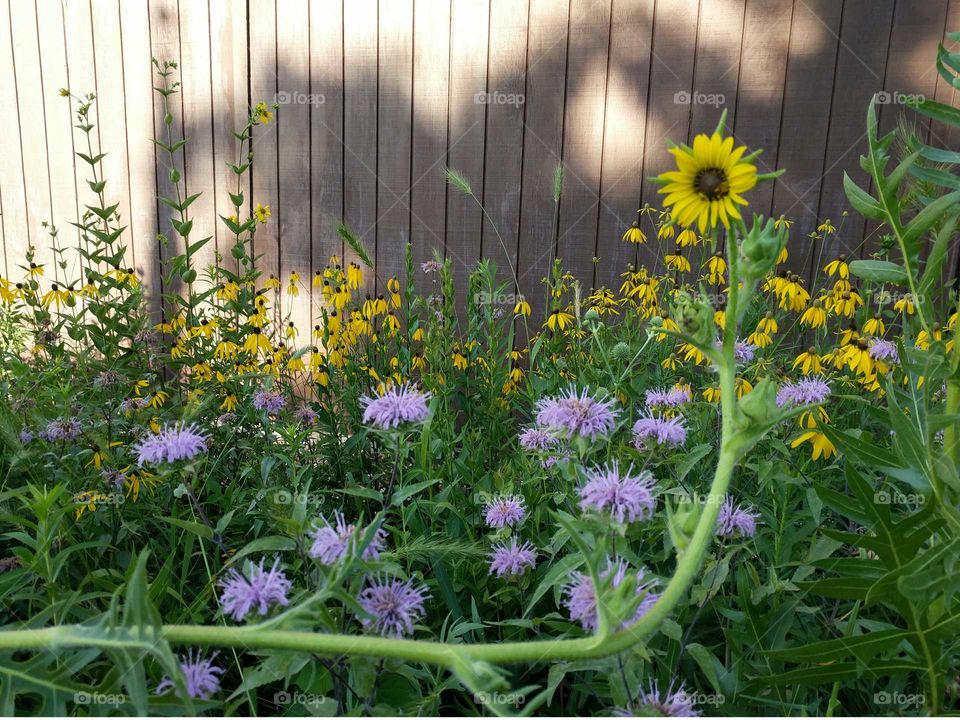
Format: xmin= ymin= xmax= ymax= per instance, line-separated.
xmin=160 ymin=516 xmax=213 ymax=540
xmin=848 ymin=259 xmax=908 ymax=285
xmin=390 ymin=478 xmax=440 ymax=506
xmin=843 ymin=173 xmax=885 ymax=220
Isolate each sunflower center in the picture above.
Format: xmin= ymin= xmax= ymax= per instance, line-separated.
xmin=694 ymin=168 xmax=728 ymax=200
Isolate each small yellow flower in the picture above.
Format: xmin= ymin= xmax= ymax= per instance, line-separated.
xmin=221 ymin=393 xmax=238 ymax=412
xmin=793 ymin=348 xmax=823 ymax=375
xmin=664 ymin=252 xmax=690 ymax=273
xmin=823 ymin=255 xmax=849 ymax=279
xmin=862 ymin=315 xmax=885 ymax=336
xmin=676 ymin=228 xmax=698 ymax=247
xmin=254 ymin=101 xmax=274 ymax=124
xmin=545 ymin=309 xmax=574 ymax=332
xmin=791 ymin=430 xmax=837 ymax=461
xmin=254 ymin=203 xmax=272 ymax=224
xmin=514 ymin=299 xmax=532 ymax=317
xmin=622 ymin=221 xmax=647 ymax=244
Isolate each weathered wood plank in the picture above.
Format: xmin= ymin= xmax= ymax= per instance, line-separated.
xmin=309 ymin=0 xmax=344 ymax=331
xmin=376 ymin=0 xmax=414 ymax=293
xmin=769 ymin=0 xmax=842 ymax=278
xmin=480 ymin=0 xmax=528 ymax=297
xmin=343 ymin=0 xmax=379 ymax=295
xmin=515 ymin=0 xmax=568 ymax=321
xmin=556 ymin=0 xmax=611 ymax=290
xmin=277 ymin=0 xmax=312 ymax=342
xmin=409 ymin=0 xmax=450 ymax=287
xmin=0 ymin=0 xmax=27 ymax=277
xmin=445 ymin=0 xmax=490 ymax=314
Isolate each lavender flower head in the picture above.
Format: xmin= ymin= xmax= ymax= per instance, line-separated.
xmin=309 ymin=512 xmax=388 ymax=565
xmin=535 ymin=387 xmax=618 ymax=440
xmin=776 ymin=377 xmax=831 ymax=407
xmin=294 ymin=404 xmax=319 ymax=425
xmin=219 ymin=557 xmax=292 ymax=621
xmin=358 ymin=576 xmax=429 ymax=637
xmin=156 ymin=651 xmax=224 ymax=700
xmin=421 ymin=260 xmax=442 ymax=274
xmin=18 ymin=429 xmax=33 ymax=444
xmin=563 ymin=558 xmax=659 ymax=632
xmin=484 ymin=495 xmax=526 ymax=528
xmin=578 ymin=462 xmax=656 ymax=523
xmin=489 ymin=539 xmax=538 ymax=578
xmin=645 ymin=385 xmax=692 ymax=410
xmin=734 ymin=339 xmax=757 ymax=364
xmin=361 ymin=384 xmax=431 ymax=429
xmin=518 ymin=427 xmax=556 ymax=451
xmin=869 ymin=339 xmax=898 ymax=363
xmin=253 ymin=388 xmax=286 ymax=413
xmin=632 ymin=413 xmax=687 ymax=449
xmin=716 ymin=496 xmax=759 ymax=539
xmin=40 ymin=417 xmax=82 ymax=442
xmin=635 ymin=682 xmax=700 ymax=717
xmin=133 ymin=422 xmax=208 ymax=466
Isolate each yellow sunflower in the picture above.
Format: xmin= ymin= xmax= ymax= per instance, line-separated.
xmin=658 ymin=132 xmax=758 ymax=232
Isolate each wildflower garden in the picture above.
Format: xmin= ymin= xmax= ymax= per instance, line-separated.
xmin=3 ymin=20 xmax=960 ymax=720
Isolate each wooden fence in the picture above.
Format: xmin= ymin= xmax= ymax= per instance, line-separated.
xmin=0 ymin=0 xmax=957 ymax=321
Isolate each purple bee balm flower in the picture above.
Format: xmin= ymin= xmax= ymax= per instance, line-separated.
xmin=734 ymin=339 xmax=757 ymax=363
xmin=219 ymin=557 xmax=292 ymax=622
xmin=635 ymin=682 xmax=700 ymax=717
xmin=309 ymin=512 xmax=387 ymax=565
xmin=518 ymin=427 xmax=556 ymax=451
xmin=563 ymin=558 xmax=658 ymax=632
xmin=18 ymin=429 xmax=33 ymax=444
xmin=40 ymin=417 xmax=82 ymax=442
xmin=294 ymin=404 xmax=319 ymax=424
xmin=252 ymin=388 xmax=286 ymax=413
xmin=646 ymin=385 xmax=692 ymax=410
xmin=776 ymin=377 xmax=831 ymax=407
xmin=358 ymin=576 xmax=429 ymax=637
xmin=716 ymin=496 xmax=759 ymax=539
xmin=484 ymin=495 xmax=526 ymax=528
xmin=360 ymin=384 xmax=431 ymax=429
xmin=869 ymin=339 xmax=898 ymax=363
xmin=156 ymin=651 xmax=224 ymax=700
xmin=535 ymin=387 xmax=618 ymax=440
xmin=632 ymin=413 xmax=687 ymax=448
xmin=133 ymin=422 xmax=208 ymax=466
xmin=488 ymin=539 xmax=538 ymax=578
xmin=421 ymin=260 xmax=442 ymax=274
xmin=578 ymin=462 xmax=656 ymax=523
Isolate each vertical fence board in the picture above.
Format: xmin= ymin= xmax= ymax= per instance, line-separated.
xmin=770 ymin=0 xmax=842 ymax=279
xmin=37 ymin=0 xmax=77 ymax=281
xmin=480 ymin=0 xmax=528 ymax=296
xmin=732 ymin=0 xmax=792 ymax=221
xmin=814 ymin=0 xmax=894 ymax=287
xmin=277 ymin=0 xmax=312 ymax=343
xmin=515 ymin=0 xmax=568 ymax=320
xmin=309 ymin=0 xmax=344 ymax=332
xmin=343 ymin=0 xmax=378 ymax=295
xmin=0 ymin=0 xmax=26 ymax=276
xmin=178 ymin=0 xmax=218 ymax=274
xmin=249 ymin=0 xmax=281 ymax=317
xmin=119 ymin=0 xmax=161 ymax=312
xmin=376 ymin=0 xmax=413 ymax=293
xmin=445 ymin=0 xmax=490 ymax=314
xmin=594 ymin=0 xmax=653 ymax=292
xmin=10 ymin=0 xmax=53 ymax=279
xmin=410 ymin=0 xmax=450 ymax=287
xmin=556 ymin=0 xmax=611 ymax=288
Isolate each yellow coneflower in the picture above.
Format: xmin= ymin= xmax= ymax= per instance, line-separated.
xmin=242 ymin=328 xmax=272 ymax=355
xmin=704 ymin=253 xmax=726 ymax=285
xmin=254 ymin=101 xmax=274 ymax=124
xmin=862 ymin=315 xmax=885 ymax=336
xmin=756 ymin=313 xmax=778 ymax=335
xmin=622 ymin=221 xmax=646 ymax=244
xmin=916 ymin=324 xmax=942 ymax=350
xmin=657 ymin=224 xmax=676 ymax=241
xmin=775 ymin=246 xmax=788 ymax=265
xmin=221 ymin=393 xmax=237 ymax=412
xmin=387 ymin=277 xmax=402 ymax=308
xmin=658 ymin=131 xmax=758 ymax=232
xmin=893 ymin=294 xmax=915 ymax=316
xmin=793 ymin=347 xmax=823 ymax=375
xmin=148 ymin=390 xmax=169 ymax=409
xmin=747 ymin=330 xmax=773 ymax=349
xmin=665 ymin=252 xmax=691 ymax=273
xmin=703 ymin=385 xmax=721 ymax=403
xmin=800 ymin=299 xmax=827 ymax=329
xmin=214 ymin=339 xmax=238 ymax=361
xmin=254 ymin=203 xmax=272 ymax=224
xmin=346 ymin=263 xmax=363 ymax=290
xmin=662 ymin=354 xmax=679 ymax=370
xmin=823 ymin=255 xmax=849 ymax=279
xmin=676 ymin=227 xmax=699 ymax=247
xmin=791 ymin=428 xmax=836 ymax=461
xmin=287 ymin=272 xmax=300 ymax=297
xmin=545 ymin=309 xmax=574 ymax=332
xmin=28 ymin=262 xmax=44 ymax=278
xmin=588 ymin=288 xmax=620 ymax=316
xmin=514 ymin=299 xmax=531 ymax=317
xmin=216 ymin=281 xmax=239 ymax=302
xmin=285 ymin=321 xmax=298 ymax=340
xmin=817 ymin=219 xmax=836 ymax=235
